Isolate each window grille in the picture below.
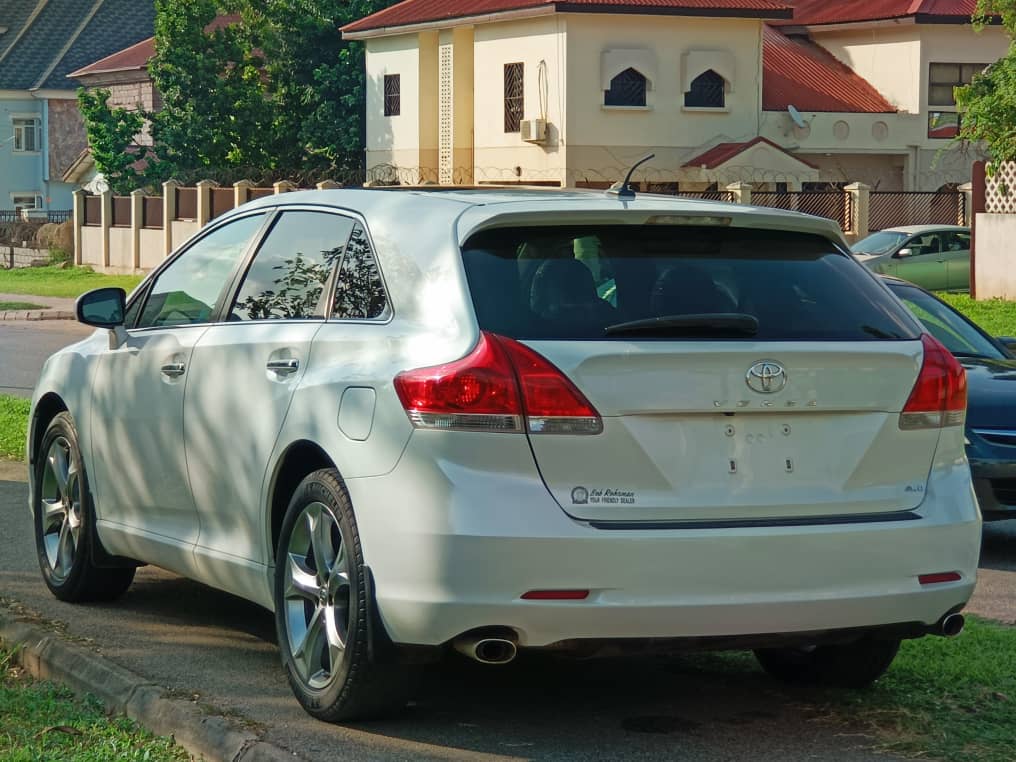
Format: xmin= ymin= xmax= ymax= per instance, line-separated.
xmin=685 ymin=70 xmax=725 ymax=108
xmin=384 ymin=74 xmax=401 ymax=117
xmin=604 ymin=68 xmax=647 ymax=107
xmin=504 ymin=62 xmax=524 ymax=133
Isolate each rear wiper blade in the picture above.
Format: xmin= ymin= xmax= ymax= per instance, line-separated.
xmin=604 ymin=313 xmax=759 ymax=338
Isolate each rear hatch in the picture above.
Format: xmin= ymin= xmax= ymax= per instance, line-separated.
xmin=461 ymin=223 xmax=935 ymax=524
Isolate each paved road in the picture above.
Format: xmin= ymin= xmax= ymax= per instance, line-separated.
xmin=0 ymin=320 xmax=91 ymax=397
xmin=2 ymin=470 xmax=1013 ymax=762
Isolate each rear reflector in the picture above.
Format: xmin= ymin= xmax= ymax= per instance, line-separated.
xmin=521 ymin=590 xmax=590 ymax=600
xmin=394 ymin=332 xmax=602 ymax=434
xmin=918 ymin=572 xmax=962 ymax=585
xmin=899 ymin=334 xmax=967 ymax=431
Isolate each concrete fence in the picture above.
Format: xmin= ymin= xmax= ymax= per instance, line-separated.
xmin=74 ymin=179 xmax=343 ymax=273
xmin=73 ymin=179 xmax=972 ymax=274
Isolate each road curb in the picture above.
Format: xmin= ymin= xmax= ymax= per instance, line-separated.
xmin=0 ymin=611 xmax=299 ymax=762
xmin=0 ymin=309 xmax=74 ymax=321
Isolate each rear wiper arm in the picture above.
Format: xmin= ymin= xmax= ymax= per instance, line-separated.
xmin=604 ymin=313 xmax=759 ymax=338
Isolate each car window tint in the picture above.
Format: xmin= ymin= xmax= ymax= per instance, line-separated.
xmin=891 ymin=284 xmax=1003 ymax=359
xmin=231 ymin=211 xmax=354 ymax=321
xmin=332 ymin=224 xmax=389 ymax=320
xmin=942 ymin=231 xmax=970 ymax=251
xmin=137 ymin=214 xmax=266 ymax=329
xmin=462 ymin=225 xmax=920 ymax=341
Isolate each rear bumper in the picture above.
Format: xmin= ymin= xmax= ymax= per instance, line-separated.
xmin=348 ymin=431 xmax=981 ymax=648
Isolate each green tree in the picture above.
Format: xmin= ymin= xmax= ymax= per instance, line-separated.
xmin=957 ymin=1 xmax=1016 ymax=162
xmin=78 ymin=0 xmax=395 ymax=189
xmin=76 ymin=89 xmax=150 ymax=194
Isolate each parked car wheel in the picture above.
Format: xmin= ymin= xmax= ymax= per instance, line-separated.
xmin=274 ymin=469 xmax=410 ymax=722
xmin=754 ymin=638 xmax=900 ymax=688
xmin=33 ymin=412 xmax=135 ymax=602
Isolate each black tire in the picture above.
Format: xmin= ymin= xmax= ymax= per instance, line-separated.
xmin=33 ymin=412 xmax=135 ymax=602
xmin=754 ymin=637 xmax=901 ymax=688
xmin=274 ymin=468 xmax=410 ymax=722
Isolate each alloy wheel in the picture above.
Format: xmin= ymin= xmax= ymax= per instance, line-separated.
xmin=39 ymin=437 xmax=82 ymax=584
xmin=283 ymin=501 xmax=353 ymax=689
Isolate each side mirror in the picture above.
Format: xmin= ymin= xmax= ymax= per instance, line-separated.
xmin=76 ymin=287 xmax=126 ymax=329
xmin=997 ymin=336 xmax=1016 ymax=354
xmin=894 ymin=248 xmax=913 ymax=259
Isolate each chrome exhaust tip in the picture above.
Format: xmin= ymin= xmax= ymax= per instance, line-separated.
xmin=453 ymin=634 xmax=518 ymax=664
xmin=940 ymin=613 xmax=965 ymax=638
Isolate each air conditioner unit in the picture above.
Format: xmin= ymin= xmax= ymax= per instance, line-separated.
xmin=521 ymin=118 xmax=548 ymax=144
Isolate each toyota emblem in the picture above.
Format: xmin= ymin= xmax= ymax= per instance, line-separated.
xmin=746 ymin=361 xmax=787 ymax=394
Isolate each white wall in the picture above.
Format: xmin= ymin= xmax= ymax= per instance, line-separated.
xmin=471 ymin=16 xmax=567 ymax=183
xmin=566 ymin=15 xmax=761 ymax=150
xmin=365 ymin=34 xmax=422 ymax=179
xmin=108 ymin=227 xmax=132 ymax=272
xmin=811 ymin=26 xmax=923 ymax=114
xmin=974 ymin=213 xmax=1016 ymax=300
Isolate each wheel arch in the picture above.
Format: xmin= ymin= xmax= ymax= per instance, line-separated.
xmin=29 ymin=393 xmax=68 ymax=467
xmin=266 ymin=440 xmax=336 ymax=563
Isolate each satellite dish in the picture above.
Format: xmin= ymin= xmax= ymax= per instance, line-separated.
xmin=788 ymin=105 xmax=807 ymax=129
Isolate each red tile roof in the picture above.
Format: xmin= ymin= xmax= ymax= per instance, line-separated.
xmin=343 ymin=0 xmax=792 ymax=34
xmin=68 ymin=14 xmax=240 ymax=78
xmin=763 ymin=25 xmax=895 ymax=112
xmin=781 ymin=0 xmax=980 ymax=27
xmin=69 ymin=36 xmax=154 ymax=77
xmin=683 ymin=136 xmax=819 ymax=168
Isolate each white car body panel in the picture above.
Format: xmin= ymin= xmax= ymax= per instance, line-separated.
xmin=28 ymin=189 xmax=980 ymax=652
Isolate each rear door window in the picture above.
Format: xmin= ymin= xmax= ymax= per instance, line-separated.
xmin=461 ymin=225 xmax=920 ymax=341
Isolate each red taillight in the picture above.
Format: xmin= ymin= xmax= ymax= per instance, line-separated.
xmin=521 ymin=589 xmax=590 ymax=600
xmin=394 ymin=332 xmax=602 ymax=434
xmin=393 ymin=333 xmax=522 ymax=432
xmin=899 ymin=334 xmax=967 ymax=431
xmin=492 ymin=335 xmax=603 ymax=434
xmin=918 ymin=571 xmax=962 ymax=585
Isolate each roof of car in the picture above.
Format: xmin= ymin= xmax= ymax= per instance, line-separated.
xmin=875 ymin=224 xmax=970 ymax=235
xmin=226 ymin=186 xmax=848 ymax=243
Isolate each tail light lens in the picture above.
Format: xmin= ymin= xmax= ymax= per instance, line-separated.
xmin=394 ymin=332 xmax=602 ymax=435
xmin=899 ymin=334 xmax=967 ymax=430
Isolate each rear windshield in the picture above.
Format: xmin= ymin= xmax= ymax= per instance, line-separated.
xmin=461 ymin=225 xmax=920 ymax=341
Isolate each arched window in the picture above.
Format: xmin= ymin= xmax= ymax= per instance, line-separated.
xmin=605 ymin=68 xmax=647 ymax=107
xmin=685 ymin=69 xmax=725 ymax=108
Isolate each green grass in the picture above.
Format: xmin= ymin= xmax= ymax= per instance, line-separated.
xmin=690 ymin=618 xmax=1016 ymax=762
xmin=0 ymin=266 xmax=142 ymax=299
xmin=0 ymin=395 xmax=30 ymax=461
xmin=1 ymin=649 xmax=187 ymax=762
xmin=0 ymin=302 xmax=46 ymax=311
xmin=938 ymin=293 xmax=1016 ymax=337
xmin=827 ymin=618 xmax=1016 ymax=761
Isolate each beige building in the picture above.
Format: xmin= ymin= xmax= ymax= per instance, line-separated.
xmin=343 ymin=0 xmax=1009 ymax=192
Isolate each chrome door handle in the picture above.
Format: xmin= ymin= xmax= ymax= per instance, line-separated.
xmin=161 ymin=362 xmax=186 ymax=378
xmin=267 ymin=359 xmax=300 ymax=374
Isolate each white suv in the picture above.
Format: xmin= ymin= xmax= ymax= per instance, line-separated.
xmin=30 ymin=188 xmax=980 ymax=722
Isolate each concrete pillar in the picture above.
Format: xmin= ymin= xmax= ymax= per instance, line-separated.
xmin=163 ymin=180 xmax=179 ymax=258
xmin=196 ymin=180 xmax=215 ymax=227
xmin=959 ymin=181 xmax=974 ymax=227
xmin=99 ymin=189 xmax=112 ymax=269
xmin=234 ymin=179 xmax=253 ymax=208
xmin=726 ymin=181 xmax=752 ymax=205
xmin=316 ymin=180 xmax=342 ymax=190
xmin=845 ymin=182 xmax=871 ymax=239
xmin=130 ymin=189 xmax=145 ymax=272
xmin=274 ymin=180 xmax=298 ymax=194
xmin=72 ymin=190 xmax=85 ymax=266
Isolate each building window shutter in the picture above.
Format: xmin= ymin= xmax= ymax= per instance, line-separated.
xmin=604 ymin=68 xmax=647 ymax=107
xmin=504 ymin=62 xmax=524 ymax=133
xmin=384 ymin=74 xmax=401 ymax=117
xmin=684 ymin=70 xmax=725 ymax=108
